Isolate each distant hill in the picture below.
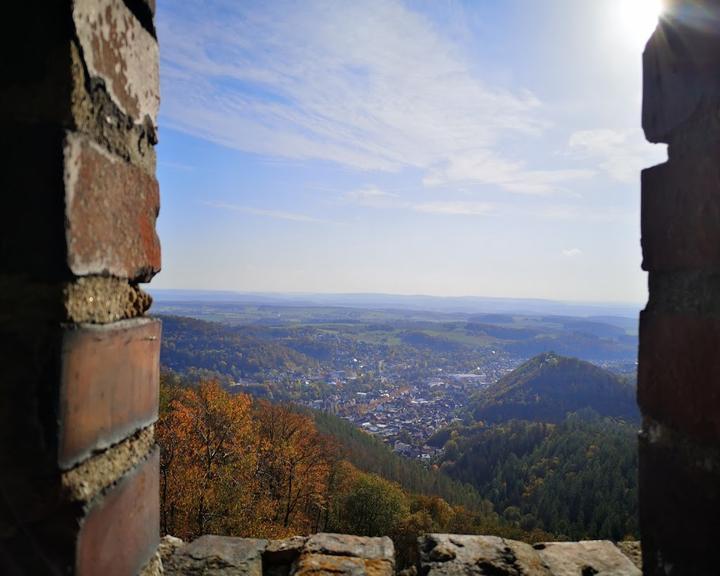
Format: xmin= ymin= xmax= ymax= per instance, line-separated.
xmin=468 ymin=353 xmax=639 ymax=424
xmin=160 ymin=315 xmax=318 ymax=379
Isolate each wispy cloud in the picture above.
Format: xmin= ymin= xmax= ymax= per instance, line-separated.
xmin=158 ymin=0 xmax=586 ymax=193
xmin=344 ymin=186 xmax=400 ymax=208
xmin=569 ymin=128 xmax=666 ymax=183
xmin=413 ymin=201 xmax=495 ymax=216
xmin=205 ymin=201 xmax=325 ymax=223
xmin=538 ymin=204 xmax=632 ymax=223
xmin=562 ymin=248 xmax=582 ymax=257
xmin=344 ymin=186 xmax=495 ymax=216
xmin=422 ymin=151 xmax=595 ymax=194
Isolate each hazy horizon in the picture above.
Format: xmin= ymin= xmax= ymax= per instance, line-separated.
xmin=150 ymin=287 xmax=642 ymax=306
xmin=154 ymin=0 xmax=666 ymax=302
xmin=149 ymin=288 xmax=642 ymax=319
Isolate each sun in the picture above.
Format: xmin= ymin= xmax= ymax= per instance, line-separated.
xmin=618 ymin=0 xmax=665 ymax=41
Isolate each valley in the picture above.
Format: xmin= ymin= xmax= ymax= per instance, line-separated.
xmin=157 ymin=298 xmax=638 ymax=456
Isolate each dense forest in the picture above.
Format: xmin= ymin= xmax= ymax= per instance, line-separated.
xmin=418 ymin=353 xmax=641 ymax=540
xmin=435 ymin=413 xmax=639 ymax=540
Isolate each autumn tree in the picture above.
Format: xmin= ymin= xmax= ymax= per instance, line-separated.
xmin=254 ymin=402 xmax=337 ymax=535
xmin=157 ymin=380 xmax=255 ymax=540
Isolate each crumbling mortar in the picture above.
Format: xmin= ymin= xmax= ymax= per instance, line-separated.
xmin=63 ymin=274 xmax=152 ymax=324
xmin=0 ymin=274 xmax=151 ymax=325
xmin=62 ymin=425 xmax=155 ymax=505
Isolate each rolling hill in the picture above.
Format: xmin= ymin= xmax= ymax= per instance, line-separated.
xmin=468 ymin=352 xmax=639 ymax=424
xmin=160 ymin=315 xmax=319 ymax=379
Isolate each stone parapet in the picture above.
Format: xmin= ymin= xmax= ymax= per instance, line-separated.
xmin=162 ymin=533 xmax=641 ymax=576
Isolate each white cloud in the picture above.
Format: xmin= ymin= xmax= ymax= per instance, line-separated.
xmin=538 ymin=204 xmax=632 ymax=223
xmin=344 ymin=187 xmax=494 ymax=216
xmin=412 ymin=201 xmax=495 ymax=216
xmin=569 ymin=128 xmax=666 ymax=183
xmin=422 ymin=151 xmax=595 ymax=194
xmin=158 ymin=0 xmax=587 ymax=193
xmin=205 ymin=201 xmax=325 ymax=223
xmin=562 ymin=248 xmax=582 ymax=257
xmin=345 ymin=186 xmax=400 ymax=208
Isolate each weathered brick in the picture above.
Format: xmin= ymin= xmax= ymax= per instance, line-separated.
xmin=643 ymin=10 xmax=720 ymax=143
xmin=76 ymin=448 xmax=159 ymax=576
xmin=638 ymin=312 xmax=720 ymax=444
xmin=64 ymin=133 xmax=161 ymax=281
xmin=639 ymin=426 xmax=720 ymax=575
xmin=73 ymin=0 xmax=160 ymax=125
xmin=641 ymin=150 xmax=720 ymax=272
xmin=59 ymin=319 xmax=160 ymax=468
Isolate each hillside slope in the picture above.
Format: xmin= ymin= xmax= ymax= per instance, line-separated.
xmin=468 ymin=353 xmax=639 ymax=423
xmin=160 ymin=315 xmax=319 ymax=379
xmin=439 ymin=413 xmax=639 ymax=540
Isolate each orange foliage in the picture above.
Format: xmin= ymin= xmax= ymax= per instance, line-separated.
xmin=158 ymin=380 xmax=337 ymax=540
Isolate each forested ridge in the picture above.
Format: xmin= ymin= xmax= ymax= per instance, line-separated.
xmin=428 ymin=353 xmax=640 ymax=540
xmin=160 ymin=316 xmax=318 ymax=378
xmin=436 ymin=413 xmax=638 ymax=540
xmin=467 ymin=352 xmax=639 ymax=424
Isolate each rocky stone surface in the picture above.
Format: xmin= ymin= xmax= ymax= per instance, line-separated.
xmin=535 ymin=541 xmax=641 ymax=576
xmin=419 ymin=535 xmax=640 ymax=576
xmin=164 ymin=533 xmax=394 ymax=576
xmin=163 ymin=533 xmax=642 ymax=576
xmin=420 ymin=534 xmax=551 ymax=575
xmin=164 ymin=535 xmax=268 ymax=576
xmin=615 ymin=541 xmax=641 ymax=570
xmin=305 ymin=533 xmax=395 ymax=562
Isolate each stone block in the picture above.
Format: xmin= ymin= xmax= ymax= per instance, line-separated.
xmin=163 ymin=535 xmax=267 ymax=576
xmin=535 ymin=541 xmax=640 ymax=576
xmin=73 ymin=0 xmax=160 ymax=125
xmin=305 ymin=533 xmax=395 ymax=563
xmin=264 ymin=536 xmax=308 ymax=570
xmin=638 ymin=312 xmax=720 ymax=444
xmin=641 ymin=152 xmax=720 ymax=272
xmin=294 ymin=553 xmax=393 ymax=576
xmin=64 ymin=133 xmax=161 ymax=282
xmin=59 ymin=318 xmax=160 ymax=468
xmin=419 ymin=534 xmax=551 ymax=576
xmin=76 ymin=448 xmax=159 ymax=576
xmin=615 ymin=541 xmax=642 ymax=571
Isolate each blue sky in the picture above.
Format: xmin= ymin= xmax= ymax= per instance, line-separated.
xmin=154 ymin=0 xmax=666 ymax=303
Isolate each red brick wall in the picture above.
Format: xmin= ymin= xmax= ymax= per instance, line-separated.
xmin=0 ymin=1 xmax=161 ymax=573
